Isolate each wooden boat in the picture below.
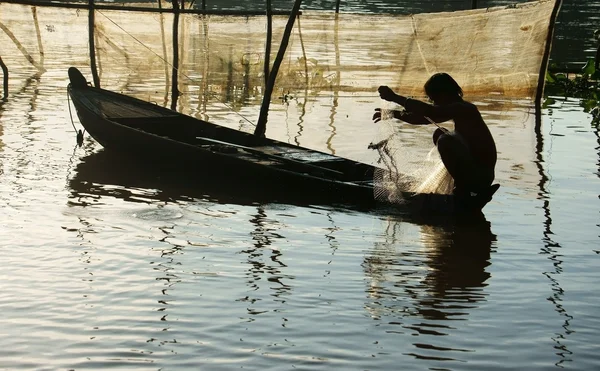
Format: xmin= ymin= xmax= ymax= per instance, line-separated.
xmin=67 ymin=66 xmax=499 ymax=214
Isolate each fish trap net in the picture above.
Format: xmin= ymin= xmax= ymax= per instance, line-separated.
xmin=370 ymin=107 xmax=455 ymax=205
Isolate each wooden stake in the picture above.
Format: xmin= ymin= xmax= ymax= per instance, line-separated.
xmin=31 ymin=6 xmax=45 ymax=68
xmin=534 ymin=0 xmax=563 ymax=117
xmin=254 ymin=0 xmax=302 ymax=137
xmin=264 ymin=0 xmax=272 ymax=88
xmin=88 ymin=0 xmax=100 ymax=87
xmin=0 ymin=56 xmax=8 ymax=100
xmin=170 ymin=0 xmax=181 ymax=110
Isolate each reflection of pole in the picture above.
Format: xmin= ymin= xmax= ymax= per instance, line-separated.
xmin=327 ymin=13 xmax=341 ymax=154
xmin=88 ymin=0 xmax=100 ymax=87
xmin=171 ymin=0 xmax=181 ymax=110
xmin=254 ymin=0 xmax=303 ymax=137
xmin=0 ymin=56 xmax=8 ymax=100
xmin=534 ymin=106 xmax=573 ymax=367
xmin=294 ymin=14 xmax=308 ymax=146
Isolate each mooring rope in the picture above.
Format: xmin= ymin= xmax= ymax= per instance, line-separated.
xmin=67 ymin=86 xmax=85 ymax=144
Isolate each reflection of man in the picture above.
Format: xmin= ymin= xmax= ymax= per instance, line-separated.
xmin=363 ymin=215 xmax=495 ymax=322
xmin=422 ymin=216 xmax=495 ymax=300
xmin=373 ymin=73 xmax=497 ymax=197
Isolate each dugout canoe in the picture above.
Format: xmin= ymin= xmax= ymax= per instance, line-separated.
xmin=67 ymin=67 xmax=498 ymax=214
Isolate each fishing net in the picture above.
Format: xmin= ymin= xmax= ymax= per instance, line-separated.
xmin=369 ymin=105 xmax=455 ymax=205
xmin=0 ymin=0 xmax=557 ymax=97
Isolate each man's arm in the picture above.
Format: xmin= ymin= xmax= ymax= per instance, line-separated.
xmin=372 ymin=108 xmax=429 ymax=124
xmin=393 ymin=110 xmax=430 ymax=125
xmin=378 ymin=85 xmax=457 ymax=123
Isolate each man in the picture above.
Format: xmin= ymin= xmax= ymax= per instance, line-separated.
xmin=372 ymin=72 xmax=497 ymax=196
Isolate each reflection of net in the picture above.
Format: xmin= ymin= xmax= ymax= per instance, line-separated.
xmin=371 ymin=113 xmax=454 ymax=204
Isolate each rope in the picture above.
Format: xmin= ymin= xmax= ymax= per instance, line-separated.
xmin=96 ymin=10 xmax=256 ymax=127
xmin=67 ymin=86 xmax=85 ymax=144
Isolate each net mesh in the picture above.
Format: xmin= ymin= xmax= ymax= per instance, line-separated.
xmin=370 ymin=106 xmax=455 ymax=205
xmin=0 ymin=0 xmax=556 ymax=97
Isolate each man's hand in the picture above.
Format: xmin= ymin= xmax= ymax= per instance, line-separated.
xmin=378 ymin=85 xmax=397 ymax=102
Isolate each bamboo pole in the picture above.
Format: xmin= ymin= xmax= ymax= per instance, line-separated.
xmin=200 ymin=11 xmax=209 ymax=121
xmin=88 ymin=0 xmax=100 ymax=87
xmin=264 ymin=0 xmax=272 ymax=88
xmin=534 ymin=0 xmax=563 ymax=118
xmin=254 ymin=0 xmax=303 ymax=137
xmin=158 ymin=0 xmax=170 ymax=106
xmin=335 ymin=0 xmax=340 ymax=13
xmin=326 ymin=12 xmax=342 ymax=154
xmin=1 ymin=0 xmax=293 ymax=16
xmin=0 ymin=56 xmax=8 ymax=100
xmin=471 ymin=0 xmax=477 ymax=9
xmin=31 ymin=6 xmax=45 ymax=68
xmin=0 ymin=21 xmax=45 ymax=72
xmin=170 ymin=0 xmax=181 ymax=110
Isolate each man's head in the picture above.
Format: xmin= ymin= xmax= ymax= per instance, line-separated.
xmin=424 ymin=73 xmax=463 ymax=104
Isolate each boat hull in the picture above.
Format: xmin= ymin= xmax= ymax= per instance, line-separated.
xmin=67 ymin=67 xmax=497 ymax=215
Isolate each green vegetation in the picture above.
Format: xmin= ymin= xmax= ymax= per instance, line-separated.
xmin=544 ymin=30 xmax=600 ymax=126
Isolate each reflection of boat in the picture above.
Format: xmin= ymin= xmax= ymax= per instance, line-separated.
xmin=68 ymin=149 xmax=365 ymax=207
xmin=68 ymin=66 xmax=499 ymax=214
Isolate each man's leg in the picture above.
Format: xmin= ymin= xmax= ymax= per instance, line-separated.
xmin=435 ymin=132 xmax=472 ymax=194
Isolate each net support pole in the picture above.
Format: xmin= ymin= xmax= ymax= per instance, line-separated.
xmin=254 ymin=0 xmax=302 ymax=137
xmin=170 ymin=0 xmax=181 ymax=110
xmin=88 ymin=0 xmax=100 ymax=88
xmin=534 ymin=0 xmax=562 ymax=119
xmin=471 ymin=0 xmax=477 ymax=9
xmin=31 ymin=6 xmax=45 ymax=68
xmin=335 ymin=0 xmax=340 ymax=13
xmin=0 ymin=56 xmax=8 ymax=100
xmin=264 ymin=0 xmax=272 ymax=88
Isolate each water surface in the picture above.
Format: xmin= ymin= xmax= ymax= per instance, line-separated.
xmin=0 ymin=3 xmax=599 ymax=370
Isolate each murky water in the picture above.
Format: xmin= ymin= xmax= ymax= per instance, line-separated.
xmin=1 ymin=2 xmax=599 ymax=370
